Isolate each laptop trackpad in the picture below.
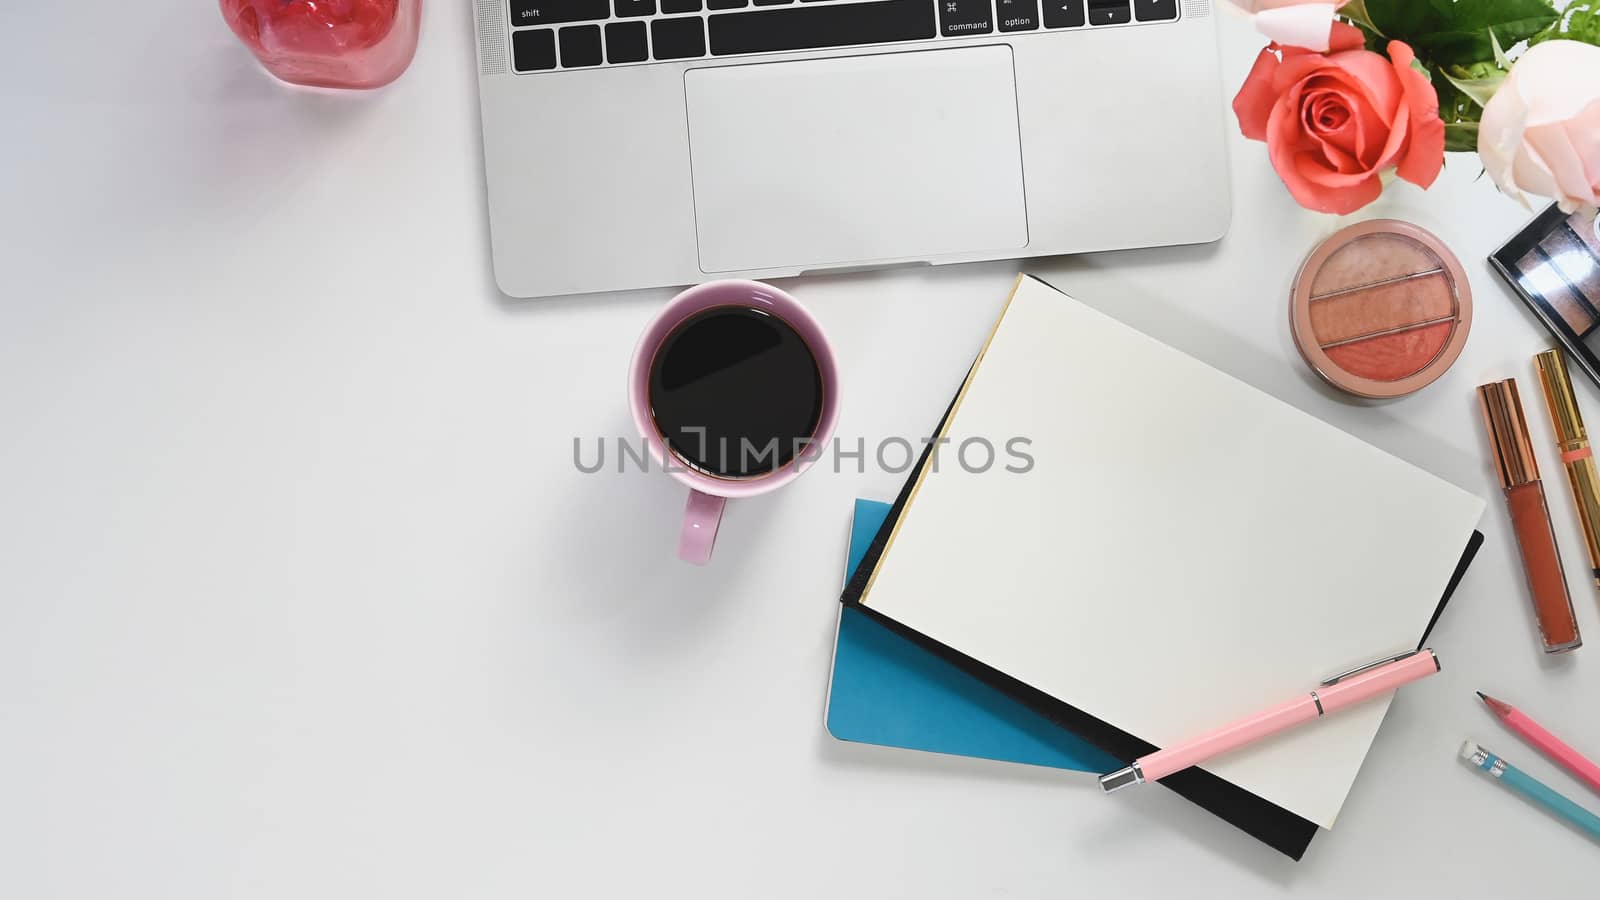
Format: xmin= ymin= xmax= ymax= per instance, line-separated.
xmin=685 ymin=47 xmax=1029 ymax=274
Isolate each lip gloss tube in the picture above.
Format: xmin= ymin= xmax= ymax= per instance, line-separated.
xmin=1535 ymin=348 xmax=1600 ymax=588
xmin=1479 ymin=379 xmax=1582 ymax=654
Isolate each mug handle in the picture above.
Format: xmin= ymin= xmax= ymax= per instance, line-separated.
xmin=679 ymin=490 xmax=726 ymax=565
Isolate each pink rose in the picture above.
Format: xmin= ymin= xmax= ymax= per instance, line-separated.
xmin=1227 ymin=0 xmax=1349 ymax=52
xmin=1233 ymin=27 xmax=1446 ymax=215
xmin=1478 ymin=40 xmax=1600 ymax=214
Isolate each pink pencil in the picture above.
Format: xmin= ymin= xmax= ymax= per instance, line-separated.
xmin=1478 ymin=692 xmax=1600 ymax=796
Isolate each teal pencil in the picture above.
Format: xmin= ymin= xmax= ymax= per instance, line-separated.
xmin=1461 ymin=741 xmax=1600 ymax=844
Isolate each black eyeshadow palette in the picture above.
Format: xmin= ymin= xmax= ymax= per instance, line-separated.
xmin=1492 ymin=204 xmax=1600 ymax=389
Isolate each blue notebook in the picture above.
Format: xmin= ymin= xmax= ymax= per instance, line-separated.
xmin=824 ymin=498 xmax=1118 ymax=772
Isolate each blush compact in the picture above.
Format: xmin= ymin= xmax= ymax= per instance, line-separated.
xmin=1290 ymin=219 xmax=1473 ymax=399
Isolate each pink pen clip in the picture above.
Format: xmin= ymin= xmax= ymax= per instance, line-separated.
xmin=1100 ymin=649 xmax=1441 ymax=792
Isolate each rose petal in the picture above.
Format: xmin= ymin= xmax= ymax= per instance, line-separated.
xmin=1276 ymin=51 xmax=1399 ymax=128
xmin=1321 ymin=51 xmax=1402 ymax=121
xmin=1372 ymin=100 xmax=1410 ymax=173
xmin=1512 ymin=142 xmax=1559 ymax=200
xmin=1266 ymin=85 xmax=1303 ymax=172
xmin=1299 ymin=74 xmax=1389 ymax=165
xmin=1255 ymin=4 xmax=1340 ymax=52
xmin=1308 ymin=93 xmax=1349 ymax=132
xmin=1349 ymin=86 xmax=1389 ymax=163
xmin=1344 ymin=49 xmax=1413 ymax=176
xmin=1524 ymin=109 xmax=1600 ymax=209
xmin=1307 ymin=94 xmax=1333 ymax=125
xmin=1525 ymin=125 xmax=1598 ymax=208
xmin=1287 ymin=153 xmax=1385 ymax=212
xmin=1293 ymin=150 xmax=1381 ymax=187
xmin=1301 ymin=91 xmax=1363 ymax=168
xmin=1326 ymin=20 xmax=1366 ymax=52
xmin=1479 ymin=65 xmax=1532 ymax=204
xmin=1273 ymin=79 xmax=1315 ymax=154
xmin=1388 ymin=41 xmax=1445 ymax=188
xmin=1567 ymin=100 xmax=1600 ymax=192
xmin=1510 ymin=41 xmax=1600 ymax=127
xmin=1308 ymin=133 xmax=1362 ymax=174
xmin=1267 ymin=91 xmax=1383 ymax=213
xmin=1234 ymin=47 xmax=1283 ymax=141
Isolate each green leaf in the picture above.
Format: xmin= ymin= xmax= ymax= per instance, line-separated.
xmin=1491 ymin=26 xmax=1513 ymax=68
xmin=1571 ymin=3 xmax=1600 ymax=44
xmin=1431 ymin=70 xmax=1482 ymax=125
xmin=1408 ymin=0 xmax=1560 ymax=65
xmin=1362 ymin=0 xmax=1446 ymax=38
xmin=1340 ymin=0 xmax=1385 ymax=35
xmin=1531 ymin=2 xmax=1600 ymax=48
xmin=1444 ymin=122 xmax=1481 ymax=152
xmin=1440 ymin=63 xmax=1506 ymax=107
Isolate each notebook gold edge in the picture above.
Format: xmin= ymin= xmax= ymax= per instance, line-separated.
xmin=858 ymin=272 xmax=1033 ymax=609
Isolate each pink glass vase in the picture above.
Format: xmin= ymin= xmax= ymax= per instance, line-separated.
xmin=220 ymin=0 xmax=422 ymax=90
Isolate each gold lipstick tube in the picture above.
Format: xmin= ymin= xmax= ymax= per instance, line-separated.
xmin=1535 ymin=348 xmax=1600 ymax=586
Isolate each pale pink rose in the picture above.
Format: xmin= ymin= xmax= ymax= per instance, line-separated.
xmin=1479 ymin=40 xmax=1600 ymax=214
xmin=1228 ymin=0 xmax=1348 ymax=51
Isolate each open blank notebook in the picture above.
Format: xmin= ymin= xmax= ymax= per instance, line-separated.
xmin=853 ymin=276 xmax=1485 ymax=831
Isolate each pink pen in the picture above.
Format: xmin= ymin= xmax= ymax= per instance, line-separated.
xmin=1099 ymin=649 xmax=1442 ymax=793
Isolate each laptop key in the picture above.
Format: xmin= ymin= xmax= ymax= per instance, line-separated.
xmin=708 ymin=0 xmax=748 ymax=7
xmin=754 ymin=0 xmax=795 ymax=5
xmin=661 ymin=0 xmax=702 ymax=11
xmin=1087 ymin=0 xmax=1130 ymax=24
xmin=1042 ymin=0 xmax=1084 ymax=26
xmin=510 ymin=0 xmax=611 ymax=26
xmin=996 ymin=0 xmax=1039 ymax=30
xmin=652 ymin=17 xmax=707 ymax=58
xmin=606 ymin=21 xmax=649 ymax=62
xmin=938 ymin=0 xmax=992 ymax=36
xmin=559 ymin=24 xmax=603 ymax=66
xmin=1133 ymin=0 xmax=1176 ymax=20
xmin=512 ymin=28 xmax=558 ymax=71
xmin=614 ymin=0 xmax=655 ymax=15
xmin=709 ymin=0 xmax=936 ymax=54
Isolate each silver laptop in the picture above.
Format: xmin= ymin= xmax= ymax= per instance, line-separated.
xmin=471 ymin=0 xmax=1230 ymax=298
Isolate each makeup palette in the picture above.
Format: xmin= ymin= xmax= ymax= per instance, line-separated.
xmin=1492 ymin=205 xmax=1600 ymax=390
xmin=1290 ymin=220 xmax=1473 ymax=399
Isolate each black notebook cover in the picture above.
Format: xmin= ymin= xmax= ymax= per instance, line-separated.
xmin=840 ymin=386 xmax=1483 ymax=861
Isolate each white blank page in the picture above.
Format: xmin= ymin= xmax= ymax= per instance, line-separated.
xmin=861 ymin=277 xmax=1484 ymax=828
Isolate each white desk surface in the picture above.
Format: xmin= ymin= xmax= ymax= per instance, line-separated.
xmin=2 ymin=4 xmax=1595 ymax=897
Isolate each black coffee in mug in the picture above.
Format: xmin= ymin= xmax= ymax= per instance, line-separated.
xmin=648 ymin=306 xmax=824 ymax=478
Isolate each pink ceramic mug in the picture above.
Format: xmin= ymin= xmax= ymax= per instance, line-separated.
xmin=628 ymin=281 xmax=840 ymax=564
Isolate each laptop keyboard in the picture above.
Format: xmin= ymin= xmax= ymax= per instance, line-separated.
xmin=508 ymin=0 xmax=1179 ymax=72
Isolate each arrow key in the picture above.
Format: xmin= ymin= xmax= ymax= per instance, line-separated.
xmin=1087 ymin=0 xmax=1130 ymax=24
xmin=1043 ymin=0 xmax=1085 ymax=27
xmin=1134 ymin=0 xmax=1176 ymax=20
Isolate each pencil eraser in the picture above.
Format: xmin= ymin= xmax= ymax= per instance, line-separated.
xmin=1460 ymin=740 xmax=1483 ymax=761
